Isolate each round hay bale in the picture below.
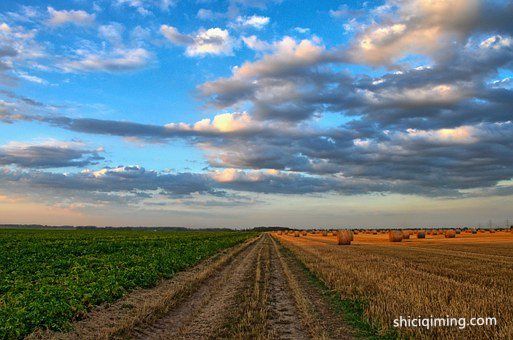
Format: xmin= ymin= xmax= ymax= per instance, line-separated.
xmin=294 ymin=231 xmax=300 ymax=237
xmin=489 ymin=229 xmax=496 ymax=233
xmin=445 ymin=230 xmax=456 ymax=238
xmin=322 ymin=230 xmax=328 ymax=236
xmin=389 ymin=230 xmax=403 ymax=242
xmin=337 ymin=230 xmax=352 ymax=245
xmin=455 ymin=229 xmax=461 ymax=234
xmin=348 ymin=230 xmax=354 ymax=241
xmin=417 ymin=231 xmax=426 ymax=239
xmin=472 ymin=229 xmax=477 ymax=234
xmin=402 ymin=231 xmax=410 ymax=239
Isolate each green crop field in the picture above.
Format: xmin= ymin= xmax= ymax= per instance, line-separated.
xmin=0 ymin=228 xmax=257 ymax=338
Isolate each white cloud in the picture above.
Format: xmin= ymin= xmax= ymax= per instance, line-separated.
xmin=46 ymin=7 xmax=96 ymax=27
xmin=60 ymin=48 xmax=151 ymax=72
xmin=242 ymin=35 xmax=271 ymax=51
xmin=17 ymin=71 xmax=48 ymax=85
xmin=349 ymin=0 xmax=482 ymax=65
xmin=233 ymin=15 xmax=270 ymax=30
xmin=98 ymin=24 xmax=125 ymax=45
xmin=161 ymin=25 xmax=235 ymax=56
xmin=114 ymin=0 xmax=176 ymax=15
xmin=480 ymin=35 xmax=512 ymax=50
xmin=165 ymin=112 xmax=262 ymax=133
xmin=293 ymin=27 xmax=310 ymax=34
xmin=160 ymin=25 xmax=194 ymax=45
xmin=115 ymin=0 xmax=152 ymax=16
xmin=231 ymin=36 xmax=325 ymax=79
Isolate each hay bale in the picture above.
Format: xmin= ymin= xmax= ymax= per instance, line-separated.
xmin=445 ymin=230 xmax=456 ymax=238
xmin=294 ymin=231 xmax=300 ymax=237
xmin=456 ymin=229 xmax=461 ymax=234
xmin=322 ymin=230 xmax=328 ymax=236
xmin=417 ymin=231 xmax=426 ymax=239
xmin=402 ymin=230 xmax=410 ymax=239
xmin=337 ymin=230 xmax=352 ymax=245
xmin=348 ymin=230 xmax=354 ymax=241
xmin=389 ymin=230 xmax=403 ymax=242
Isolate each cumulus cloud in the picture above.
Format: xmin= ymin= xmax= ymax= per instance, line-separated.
xmin=46 ymin=7 xmax=96 ymax=27
xmin=161 ymin=25 xmax=235 ymax=56
xmin=198 ymin=36 xmax=346 ymax=121
xmin=349 ymin=0 xmax=513 ymax=65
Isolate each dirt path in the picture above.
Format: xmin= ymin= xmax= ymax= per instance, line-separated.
xmin=40 ymin=233 xmax=354 ymax=340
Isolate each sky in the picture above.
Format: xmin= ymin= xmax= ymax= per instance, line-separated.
xmin=1 ymin=0 xmax=513 ymax=228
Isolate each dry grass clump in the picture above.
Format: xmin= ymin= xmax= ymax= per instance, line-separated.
xmin=388 ymin=230 xmax=403 ymax=242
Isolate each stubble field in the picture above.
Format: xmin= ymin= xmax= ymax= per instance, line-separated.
xmin=274 ymin=230 xmax=513 ymax=339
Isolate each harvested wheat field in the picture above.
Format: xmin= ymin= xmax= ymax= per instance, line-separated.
xmin=274 ymin=230 xmax=513 ymax=339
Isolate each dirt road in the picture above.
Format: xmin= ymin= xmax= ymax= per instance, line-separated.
xmin=45 ymin=234 xmax=353 ymax=339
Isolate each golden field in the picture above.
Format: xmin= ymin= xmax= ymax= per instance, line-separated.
xmin=274 ymin=230 xmax=513 ymax=339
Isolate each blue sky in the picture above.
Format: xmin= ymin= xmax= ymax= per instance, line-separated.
xmin=1 ymin=0 xmax=513 ymax=227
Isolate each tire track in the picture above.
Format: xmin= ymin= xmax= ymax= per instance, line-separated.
xmin=267 ymin=235 xmax=310 ymax=339
xmin=130 ymin=234 xmax=266 ymax=339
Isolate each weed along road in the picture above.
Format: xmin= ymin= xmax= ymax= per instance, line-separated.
xmin=42 ymin=233 xmax=354 ymax=339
